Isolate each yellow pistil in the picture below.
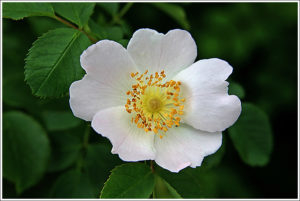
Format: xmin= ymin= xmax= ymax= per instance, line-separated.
xmin=125 ymin=70 xmax=185 ymax=138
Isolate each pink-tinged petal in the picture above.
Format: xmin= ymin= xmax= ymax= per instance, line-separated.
xmin=91 ymin=106 xmax=156 ymax=161
xmin=80 ymin=40 xmax=138 ymax=80
xmin=70 ymin=40 xmax=139 ymax=121
xmin=70 ymin=75 xmax=129 ymax=121
xmin=174 ymin=58 xmax=242 ymax=132
xmin=154 ymin=124 xmax=222 ymax=172
xmin=127 ymin=28 xmax=197 ymax=78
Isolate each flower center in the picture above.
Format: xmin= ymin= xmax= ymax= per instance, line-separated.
xmin=148 ymin=98 xmax=162 ymax=112
xmin=125 ymin=70 xmax=185 ymax=139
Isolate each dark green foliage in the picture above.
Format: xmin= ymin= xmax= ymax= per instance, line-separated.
xmin=229 ymin=103 xmax=273 ymax=166
xmin=153 ymin=175 xmax=182 ymax=198
xmin=52 ymin=3 xmax=95 ymax=28
xmin=97 ymin=3 xmax=119 ymax=17
xmin=49 ymin=169 xmax=95 ymax=198
xmin=3 ymin=111 xmax=51 ymax=194
xmin=42 ymin=110 xmax=81 ymax=131
xmin=2 ymin=2 xmax=297 ymax=199
xmin=229 ymin=81 xmax=245 ymax=99
xmin=49 ymin=142 xmax=122 ymax=197
xmin=89 ymin=19 xmax=124 ymax=40
xmin=151 ymin=3 xmax=190 ymax=30
xmin=47 ymin=130 xmax=82 ymax=172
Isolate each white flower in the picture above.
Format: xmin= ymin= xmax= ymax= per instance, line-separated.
xmin=69 ymin=28 xmax=241 ymax=172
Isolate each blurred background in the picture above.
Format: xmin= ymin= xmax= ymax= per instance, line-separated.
xmin=2 ymin=2 xmax=298 ymax=198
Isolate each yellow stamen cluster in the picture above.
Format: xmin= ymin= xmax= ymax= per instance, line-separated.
xmin=125 ymin=70 xmax=185 ymax=138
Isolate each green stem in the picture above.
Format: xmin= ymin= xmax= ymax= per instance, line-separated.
xmin=111 ymin=2 xmax=133 ymax=25
xmin=53 ymin=15 xmax=98 ymax=43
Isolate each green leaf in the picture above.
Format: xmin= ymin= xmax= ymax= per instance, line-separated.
xmin=201 ymin=136 xmax=226 ymax=170
xmin=97 ymin=3 xmax=119 ymax=17
xmin=3 ymin=2 xmax=55 ymax=20
xmin=158 ymin=164 xmax=257 ymax=198
xmin=3 ymin=111 xmax=51 ymax=194
xmin=42 ymin=110 xmax=81 ymax=131
xmin=50 ymin=169 xmax=95 ymax=198
xmin=153 ymin=175 xmax=182 ymax=198
xmin=228 ymin=103 xmax=273 ymax=166
xmin=52 ymin=3 xmax=95 ymax=28
xmin=229 ymin=81 xmax=245 ymax=99
xmin=49 ymin=143 xmax=122 ymax=197
xmin=25 ymin=28 xmax=91 ymax=98
xmin=3 ymin=73 xmax=38 ymax=109
xmin=100 ymin=163 xmax=155 ymax=198
xmin=84 ymin=144 xmax=123 ymax=192
xmin=47 ymin=129 xmax=82 ymax=172
xmin=117 ymin=39 xmax=129 ymax=48
xmin=89 ymin=20 xmax=124 ymax=41
xmin=212 ymin=166 xmax=258 ymax=198
xmin=157 ymin=166 xmax=217 ymax=198
xmin=28 ymin=16 xmax=65 ymax=36
xmin=151 ymin=3 xmax=190 ymax=30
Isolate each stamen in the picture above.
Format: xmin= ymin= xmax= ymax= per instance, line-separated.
xmin=125 ymin=70 xmax=185 ymax=139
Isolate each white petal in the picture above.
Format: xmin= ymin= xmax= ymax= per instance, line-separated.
xmin=80 ymin=39 xmax=138 ymax=90
xmin=70 ymin=75 xmax=130 ymax=121
xmin=174 ymin=58 xmax=242 ymax=132
xmin=71 ymin=40 xmax=139 ymax=121
xmin=154 ymin=124 xmax=222 ymax=173
xmin=91 ymin=106 xmax=156 ymax=161
xmin=127 ymin=28 xmax=197 ymax=78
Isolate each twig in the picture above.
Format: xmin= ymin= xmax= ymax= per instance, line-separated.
xmin=53 ymin=15 xmax=98 ymax=43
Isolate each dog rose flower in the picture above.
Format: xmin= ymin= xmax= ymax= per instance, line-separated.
xmin=69 ymin=28 xmax=241 ymax=172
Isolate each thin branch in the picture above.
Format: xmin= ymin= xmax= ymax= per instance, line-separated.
xmin=54 ymin=15 xmax=78 ymax=30
xmin=53 ymin=15 xmax=98 ymax=43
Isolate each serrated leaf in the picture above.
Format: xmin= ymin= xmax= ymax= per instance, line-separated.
xmin=100 ymin=163 xmax=155 ymax=198
xmin=228 ymin=103 xmax=273 ymax=166
xmin=50 ymin=169 xmax=95 ymax=198
xmin=3 ymin=111 xmax=51 ymax=194
xmin=25 ymin=28 xmax=91 ymax=98
xmin=42 ymin=110 xmax=81 ymax=131
xmin=151 ymin=3 xmax=190 ymax=30
xmin=97 ymin=3 xmax=119 ymax=17
xmin=3 ymin=2 xmax=55 ymax=20
xmin=52 ymin=3 xmax=95 ymax=28
xmin=229 ymin=81 xmax=245 ymax=99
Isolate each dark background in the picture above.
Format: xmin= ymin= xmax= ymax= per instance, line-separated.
xmin=128 ymin=3 xmax=298 ymax=198
xmin=2 ymin=2 xmax=298 ymax=198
